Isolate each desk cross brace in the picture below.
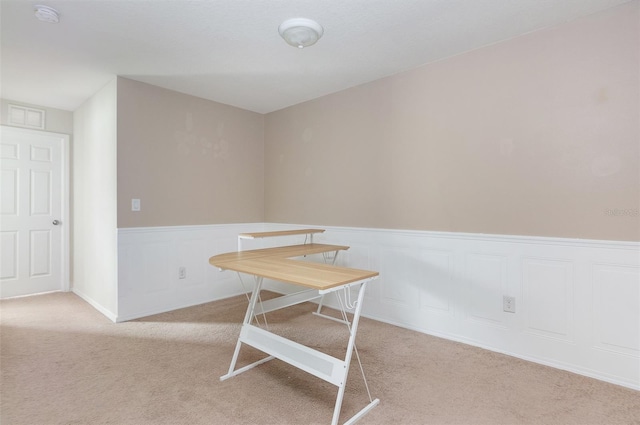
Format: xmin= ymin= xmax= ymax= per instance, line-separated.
xmin=220 ymin=276 xmax=379 ymax=425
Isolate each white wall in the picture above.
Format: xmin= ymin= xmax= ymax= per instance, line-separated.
xmin=72 ymin=79 xmax=118 ymax=320
xmin=117 ymin=223 xmax=639 ymax=390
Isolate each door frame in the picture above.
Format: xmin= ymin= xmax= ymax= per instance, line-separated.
xmin=1 ymin=125 xmax=70 ymax=294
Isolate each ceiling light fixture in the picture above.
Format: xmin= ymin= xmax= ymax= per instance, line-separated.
xmin=278 ymin=18 xmax=323 ymax=49
xmin=34 ymin=5 xmax=60 ymax=23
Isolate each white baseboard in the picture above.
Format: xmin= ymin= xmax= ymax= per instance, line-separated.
xmin=359 ymin=311 xmax=637 ymax=390
xmin=114 ymin=290 xmax=247 ymax=322
xmin=72 ymin=287 xmax=117 ymax=322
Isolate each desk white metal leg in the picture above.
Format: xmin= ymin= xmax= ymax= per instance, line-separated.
xmin=328 ymin=281 xmax=379 ymax=425
xmin=221 ymin=277 xmax=379 ymax=425
xmin=220 ymin=276 xmax=274 ymax=381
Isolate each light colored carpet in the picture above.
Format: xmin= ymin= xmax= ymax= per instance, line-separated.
xmin=1 ymin=292 xmax=638 ymax=425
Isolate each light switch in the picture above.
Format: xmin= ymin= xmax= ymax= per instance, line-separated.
xmin=131 ymin=198 xmax=141 ymax=211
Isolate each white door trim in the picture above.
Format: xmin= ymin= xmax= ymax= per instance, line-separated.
xmin=0 ymin=125 xmax=70 ymax=295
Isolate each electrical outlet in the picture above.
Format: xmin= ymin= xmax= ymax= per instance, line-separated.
xmin=503 ymin=296 xmax=516 ymax=313
xmin=178 ymin=267 xmax=187 ymax=279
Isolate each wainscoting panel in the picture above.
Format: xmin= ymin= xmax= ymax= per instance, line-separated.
xmin=418 ymin=249 xmax=454 ymax=315
xmin=464 ymin=252 xmax=509 ymax=327
xmin=117 ymin=223 xmax=264 ymax=322
xmin=593 ymin=264 xmax=640 ymax=356
xmin=116 ymin=223 xmax=639 ymax=390
xmin=523 ymin=257 xmax=574 ymax=342
xmin=277 ymin=225 xmax=639 ymax=390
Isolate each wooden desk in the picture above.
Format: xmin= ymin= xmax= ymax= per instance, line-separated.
xmin=210 ymin=237 xmax=380 ymax=425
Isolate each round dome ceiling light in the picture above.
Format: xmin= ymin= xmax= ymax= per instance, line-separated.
xmin=278 ymin=18 xmax=324 ymax=49
xmin=34 ymin=5 xmax=60 ymax=23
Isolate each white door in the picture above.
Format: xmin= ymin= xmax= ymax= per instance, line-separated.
xmin=1 ymin=126 xmax=68 ymax=298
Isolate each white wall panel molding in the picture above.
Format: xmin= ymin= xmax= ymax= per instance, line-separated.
xmin=117 ymin=223 xmax=639 ymax=390
xmin=418 ymin=249 xmax=454 ymax=316
xmin=592 ymin=263 xmax=640 ymax=357
xmin=117 ymin=223 xmax=264 ymax=322
xmin=522 ymin=257 xmax=575 ymax=342
xmin=463 ymin=252 xmax=509 ymax=328
xmin=269 ymin=224 xmax=639 ymax=390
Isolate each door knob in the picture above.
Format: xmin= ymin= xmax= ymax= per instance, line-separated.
xmin=52 ymin=220 xmax=60 ymax=225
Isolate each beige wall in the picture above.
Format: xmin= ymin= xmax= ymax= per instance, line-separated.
xmin=116 ymin=78 xmax=265 ymax=227
xmin=73 ymin=78 xmax=118 ymax=315
xmin=264 ymin=2 xmax=640 ymax=241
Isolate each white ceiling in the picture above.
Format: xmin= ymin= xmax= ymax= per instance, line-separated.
xmin=0 ymin=0 xmax=633 ymax=114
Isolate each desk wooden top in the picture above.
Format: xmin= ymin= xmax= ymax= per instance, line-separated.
xmin=210 ymin=243 xmax=348 ymax=265
xmin=238 ymin=228 xmax=325 ymax=239
xmin=209 ymin=243 xmax=378 ymax=291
